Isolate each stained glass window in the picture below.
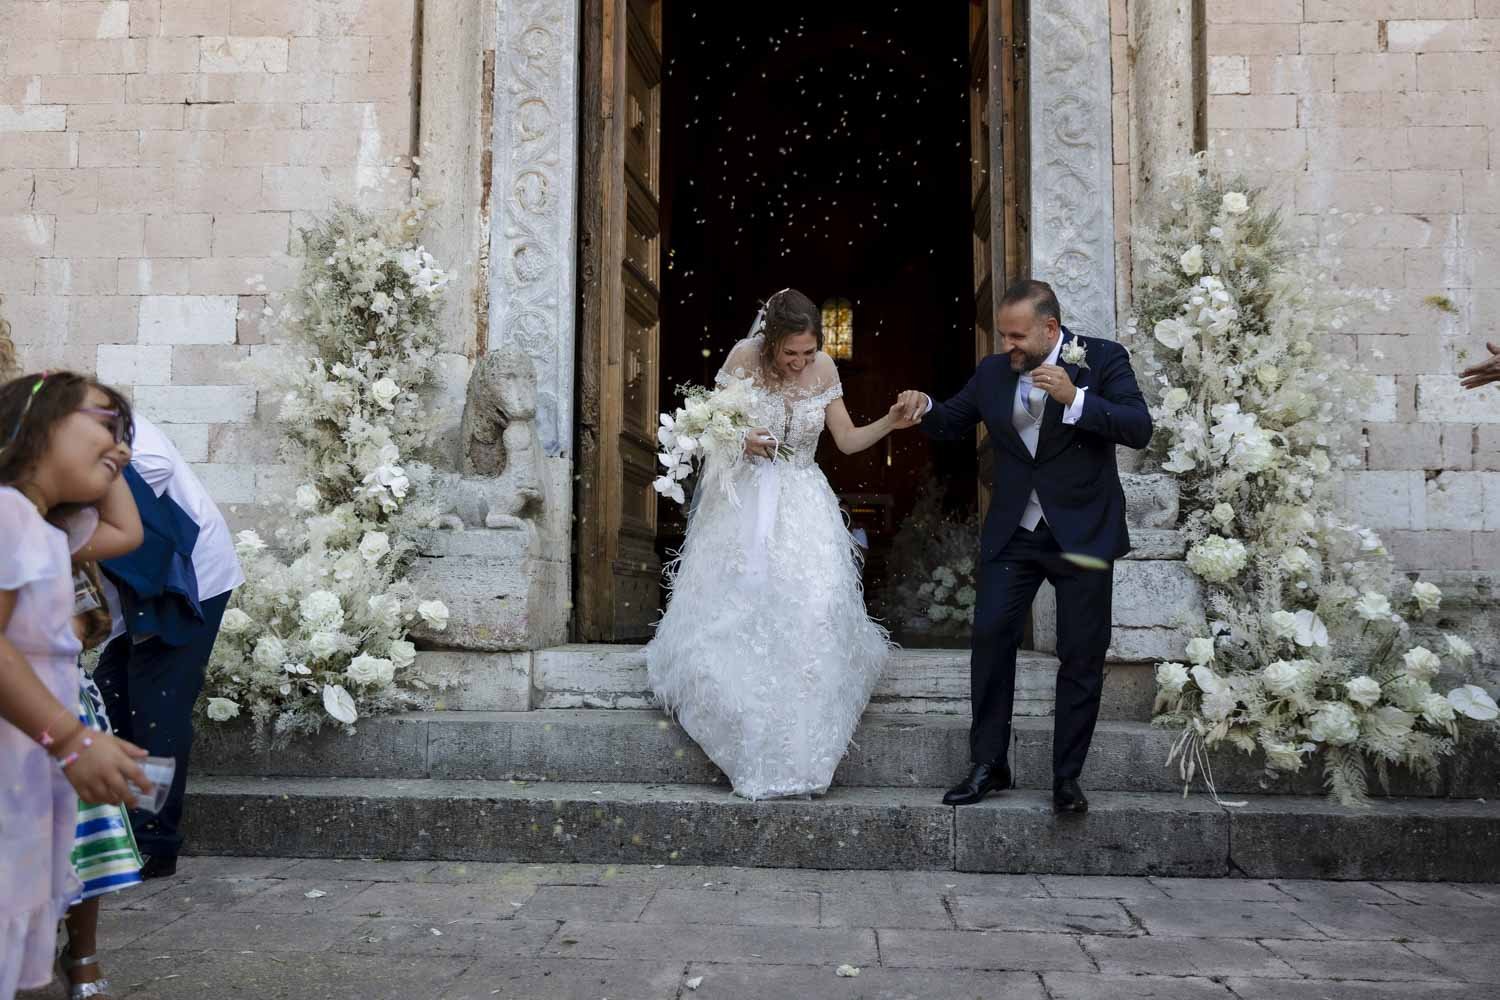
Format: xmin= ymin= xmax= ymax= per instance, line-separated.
xmin=822 ymin=297 xmax=854 ymax=360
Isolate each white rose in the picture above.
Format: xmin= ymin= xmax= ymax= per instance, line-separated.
xmin=927 ymin=604 xmax=949 ymax=622
xmin=1255 ymin=365 xmax=1281 ymax=388
xmin=322 ymin=683 xmax=359 ymax=724
xmin=295 ymin=485 xmax=321 ymax=512
xmin=205 ymin=697 xmax=241 ymax=722
xmin=1210 ymin=503 xmax=1236 ymax=528
xmin=1185 ymin=637 xmax=1216 ymax=666
xmin=358 ymin=531 xmax=391 ymax=564
xmin=252 ymin=636 xmax=287 ymax=672
xmin=235 ymin=530 xmax=267 ymax=555
xmin=1267 ymin=611 xmax=1299 ymax=642
xmin=1354 ymin=591 xmax=1392 ymax=622
xmin=1293 ymin=610 xmax=1329 ymax=648
xmin=1262 ymin=659 xmax=1308 ymax=697
xmin=1344 ymin=675 xmax=1382 ymax=708
xmin=1447 ymin=684 xmax=1499 ymax=721
xmin=220 ymin=608 xmax=254 ymax=635
xmin=370 ymin=377 xmax=401 ymax=410
xmin=418 ymin=600 xmax=450 ymax=630
xmin=1221 ymin=191 xmax=1250 ymax=215
xmin=1279 ymin=547 xmax=1314 ymax=576
xmin=1162 ymin=387 xmax=1190 ymax=412
xmin=1444 ymin=634 xmax=1475 ymax=661
xmin=1307 ymin=702 xmax=1360 ymax=746
xmin=300 ymin=590 xmax=344 ymax=629
xmin=1179 ymin=244 xmax=1205 ymax=276
xmin=1421 ymin=692 xmax=1456 ymax=726
xmin=307 ymin=631 xmax=343 ymax=659
xmin=389 ymin=640 xmax=417 ymax=670
xmin=1263 ymin=740 xmax=1312 ymax=773
xmin=1403 ymin=646 xmax=1442 ymax=682
xmin=1156 ymin=662 xmax=1190 ymax=695
xmin=1410 ymin=581 xmax=1442 ymax=614
xmin=346 ymin=653 xmax=394 ymax=687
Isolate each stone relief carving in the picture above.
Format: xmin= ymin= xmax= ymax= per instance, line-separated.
xmin=1030 ymin=0 xmax=1117 ymax=342
xmin=439 ymin=348 xmax=545 ymax=531
xmin=488 ymin=0 xmax=581 ymax=456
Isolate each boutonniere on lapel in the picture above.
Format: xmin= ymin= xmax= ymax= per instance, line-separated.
xmin=1060 ymin=339 xmax=1089 ymax=369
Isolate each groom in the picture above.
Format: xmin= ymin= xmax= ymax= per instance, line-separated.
xmin=897 ymin=279 xmax=1152 ymax=813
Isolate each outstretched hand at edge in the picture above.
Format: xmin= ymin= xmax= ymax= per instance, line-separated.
xmin=1460 ymin=342 xmax=1500 ymax=391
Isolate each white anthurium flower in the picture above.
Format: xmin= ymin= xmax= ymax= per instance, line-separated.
xmin=1153 ymin=318 xmax=1192 ymax=351
xmin=675 ymin=434 xmax=698 ymax=454
xmin=205 ymin=697 xmax=241 ymax=722
xmin=1444 ymin=634 xmax=1475 ymax=661
xmin=1190 ymin=664 xmax=1225 ymax=696
xmin=1179 ymin=244 xmax=1205 ymax=276
xmin=417 ymin=600 xmax=450 ymax=630
xmin=1368 ymin=705 xmax=1415 ymax=738
xmin=1156 ymin=662 xmax=1190 ymax=694
xmin=220 ymin=608 xmax=254 ymax=635
xmin=1222 ymin=191 xmax=1250 ymax=215
xmin=1344 ymin=676 xmax=1382 ymax=708
xmin=1402 ymin=646 xmax=1442 ymax=682
xmin=1447 ymin=685 xmax=1499 ymax=721
xmin=1410 ymin=581 xmax=1442 ymax=614
xmin=654 ymin=475 xmax=686 ymax=505
xmin=1354 ymin=591 xmax=1392 ymax=622
xmin=1293 ymin=610 xmax=1329 ymax=648
xmin=322 ymin=683 xmax=359 ymax=724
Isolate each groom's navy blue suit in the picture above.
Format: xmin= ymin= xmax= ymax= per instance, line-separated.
xmin=922 ymin=327 xmax=1153 ymax=775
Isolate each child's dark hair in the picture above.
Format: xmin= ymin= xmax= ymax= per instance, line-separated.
xmin=0 ymin=371 xmax=134 ymax=486
xmin=758 ymin=289 xmax=822 ymax=368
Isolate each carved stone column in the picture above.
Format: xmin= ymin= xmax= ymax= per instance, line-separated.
xmin=1029 ymin=0 xmax=1118 ymax=341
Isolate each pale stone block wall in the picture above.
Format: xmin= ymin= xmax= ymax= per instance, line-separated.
xmin=1195 ymin=0 xmax=1500 ymax=575
xmin=0 ymin=0 xmax=417 ymax=519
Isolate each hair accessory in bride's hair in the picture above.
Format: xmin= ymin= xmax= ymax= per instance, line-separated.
xmin=748 ymin=288 xmax=795 ymax=339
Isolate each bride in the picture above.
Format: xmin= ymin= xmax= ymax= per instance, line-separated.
xmin=646 ymin=288 xmax=917 ymax=800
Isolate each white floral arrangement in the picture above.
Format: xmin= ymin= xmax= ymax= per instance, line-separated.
xmin=200 ymin=197 xmax=453 ymax=743
xmin=654 ymin=377 xmax=790 ymax=505
xmin=1134 ymin=155 xmax=1498 ymax=806
xmin=878 ymin=475 xmax=981 ymax=639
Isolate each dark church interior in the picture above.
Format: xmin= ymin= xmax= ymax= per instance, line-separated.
xmin=655 ymin=1 xmax=982 ymax=634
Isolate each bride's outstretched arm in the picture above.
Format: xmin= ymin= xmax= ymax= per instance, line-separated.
xmin=824 ymin=397 xmax=918 ymax=456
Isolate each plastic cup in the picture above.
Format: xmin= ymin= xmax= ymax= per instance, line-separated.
xmin=127 ymin=756 xmax=175 ymax=814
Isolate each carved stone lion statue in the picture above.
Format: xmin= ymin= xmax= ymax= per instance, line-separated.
xmin=439 ymin=348 xmax=544 ymax=531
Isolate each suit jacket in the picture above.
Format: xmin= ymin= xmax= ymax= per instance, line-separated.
xmin=101 ymin=465 xmax=204 ymax=647
xmin=921 ymin=327 xmax=1153 ymax=564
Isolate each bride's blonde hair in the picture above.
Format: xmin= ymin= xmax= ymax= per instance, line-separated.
xmin=758 ymin=288 xmax=822 ymax=369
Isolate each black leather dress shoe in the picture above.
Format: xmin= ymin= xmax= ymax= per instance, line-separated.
xmin=943 ymin=762 xmax=1012 ymax=806
xmin=1053 ymin=778 xmax=1089 ymax=814
xmin=139 ymin=854 xmax=178 ymax=880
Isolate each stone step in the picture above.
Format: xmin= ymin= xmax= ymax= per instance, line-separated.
xmin=195 ymin=710 xmax=1500 ymax=799
xmin=183 ymin=776 xmax=1500 ymax=881
xmin=523 ymin=645 xmax=1157 ymax=719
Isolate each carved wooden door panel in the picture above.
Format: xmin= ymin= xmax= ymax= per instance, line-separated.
xmin=969 ymin=0 xmax=1029 ymax=520
xmin=578 ymin=0 xmax=663 ymax=641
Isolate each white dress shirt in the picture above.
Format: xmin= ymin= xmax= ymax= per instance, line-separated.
xmin=102 ymin=415 xmax=246 ymax=641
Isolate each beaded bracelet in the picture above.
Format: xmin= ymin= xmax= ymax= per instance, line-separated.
xmin=38 ymin=708 xmax=77 ymax=750
xmin=58 ymin=735 xmax=94 ymax=770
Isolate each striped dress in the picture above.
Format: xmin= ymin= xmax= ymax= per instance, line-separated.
xmin=71 ymin=675 xmax=143 ymax=900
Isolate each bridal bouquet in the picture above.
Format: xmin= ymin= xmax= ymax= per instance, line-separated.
xmin=654 ymin=378 xmax=789 ymax=505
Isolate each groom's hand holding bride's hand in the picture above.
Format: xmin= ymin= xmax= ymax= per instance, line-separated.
xmin=896 ymin=390 xmax=928 ymax=424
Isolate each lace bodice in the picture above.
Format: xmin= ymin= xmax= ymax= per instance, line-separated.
xmin=715 ymin=336 xmax=842 ymax=468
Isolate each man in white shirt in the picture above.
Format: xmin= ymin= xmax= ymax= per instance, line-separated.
xmin=95 ymin=414 xmax=244 ymax=877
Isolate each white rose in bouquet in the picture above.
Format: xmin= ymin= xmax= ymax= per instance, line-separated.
xmin=1210 ymin=503 xmax=1236 ymax=529
xmin=359 ymin=531 xmax=391 ymax=564
xmin=1201 ymin=687 xmax=1239 ymax=721
xmin=1354 ymin=591 xmax=1392 ymax=622
xmin=370 ymin=377 xmax=401 ymax=410
xmin=1444 ymin=634 xmax=1475 ymax=662
xmin=1279 ymin=547 xmax=1314 ymax=576
xmin=1156 ymin=662 xmax=1190 ymax=694
xmin=300 ymin=590 xmax=345 ymax=629
xmin=322 ymin=683 xmax=358 ymax=724
xmin=252 ymin=636 xmax=287 ymax=672
xmin=295 ymin=484 xmax=321 ymax=511
xmin=1402 ymin=646 xmax=1442 ymax=682
xmin=1411 ymin=581 xmax=1442 ymax=615
xmin=1307 ymin=702 xmax=1360 ymax=746
xmin=307 ymin=631 xmax=343 ymax=659
xmin=367 ymin=593 xmax=404 ymax=630
xmin=418 ymin=600 xmax=450 ymax=630
xmin=1262 ymin=659 xmax=1309 ymax=697
xmin=1344 ymin=675 xmax=1382 ymax=708
xmin=346 ymin=653 xmax=395 ymax=687
xmin=205 ymin=697 xmax=241 ymax=721
xmin=1162 ymin=387 xmax=1190 ymax=411
xmin=1267 ymin=610 xmax=1299 ymax=642
xmin=389 ymin=640 xmax=417 ymax=670
xmin=221 ymin=608 xmax=254 ymax=635
xmin=1185 ymin=637 xmax=1216 ymax=665
xmin=1421 ymin=692 xmax=1457 ymax=726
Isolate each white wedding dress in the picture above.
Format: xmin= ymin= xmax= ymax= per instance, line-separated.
xmin=646 ymin=336 xmax=892 ymax=800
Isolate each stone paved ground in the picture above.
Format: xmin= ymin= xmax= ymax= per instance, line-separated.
xmin=25 ymin=858 xmax=1500 ymax=999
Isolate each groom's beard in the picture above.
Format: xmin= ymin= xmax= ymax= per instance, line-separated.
xmin=1010 ymin=346 xmax=1050 ymax=372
